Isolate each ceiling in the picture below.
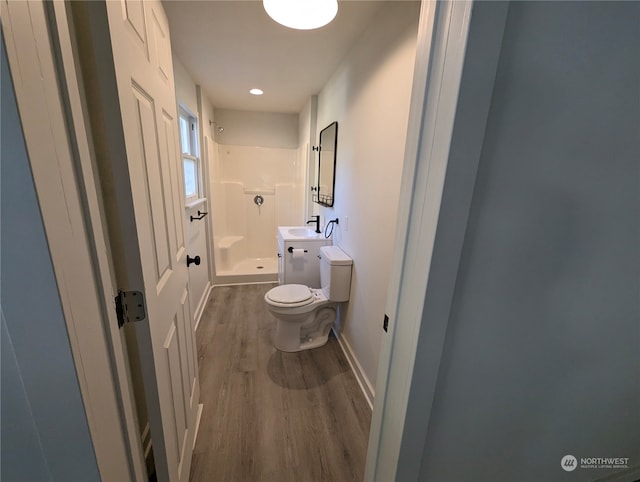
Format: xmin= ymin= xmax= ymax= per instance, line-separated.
xmin=163 ymin=1 xmax=387 ymax=114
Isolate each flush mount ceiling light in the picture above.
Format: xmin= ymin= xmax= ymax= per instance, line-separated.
xmin=263 ymin=0 xmax=338 ymax=30
xmin=250 ymin=88 xmax=264 ymax=95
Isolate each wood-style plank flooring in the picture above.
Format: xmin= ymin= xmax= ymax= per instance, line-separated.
xmin=190 ymin=283 xmax=372 ymax=482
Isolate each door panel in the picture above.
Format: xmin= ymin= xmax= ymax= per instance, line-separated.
xmin=163 ymin=319 xmax=187 ymax=470
xmin=101 ymin=0 xmax=199 ymax=480
xmin=150 ymin=8 xmax=172 ymax=85
xmin=182 ymin=289 xmax=197 ymax=401
xmin=131 ymin=86 xmax=173 ymax=284
xmin=160 ymin=111 xmax=183 ymax=259
xmin=177 ymin=290 xmax=193 ymax=412
xmin=122 ymin=0 xmax=148 ymax=57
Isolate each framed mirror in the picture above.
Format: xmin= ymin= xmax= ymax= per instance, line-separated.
xmin=315 ymin=121 xmax=337 ymax=207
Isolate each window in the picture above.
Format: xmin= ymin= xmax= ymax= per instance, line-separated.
xmin=179 ymin=109 xmax=200 ymax=203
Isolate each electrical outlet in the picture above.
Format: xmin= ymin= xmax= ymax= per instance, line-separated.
xmin=343 ymin=216 xmax=349 ymax=232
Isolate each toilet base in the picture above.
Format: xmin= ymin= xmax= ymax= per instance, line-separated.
xmin=276 ymin=332 xmax=330 ymax=352
xmin=273 ymin=306 xmax=336 ymax=352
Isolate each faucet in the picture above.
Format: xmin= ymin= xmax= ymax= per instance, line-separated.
xmin=307 ymin=215 xmax=321 ymax=233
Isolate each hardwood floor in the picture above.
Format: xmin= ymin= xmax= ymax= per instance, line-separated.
xmin=190 ymin=283 xmax=372 ymax=482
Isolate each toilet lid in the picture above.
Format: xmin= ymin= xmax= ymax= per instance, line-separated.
xmin=266 ymin=284 xmax=313 ymax=307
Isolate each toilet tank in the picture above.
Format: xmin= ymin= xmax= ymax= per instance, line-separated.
xmin=319 ymin=246 xmax=352 ymax=301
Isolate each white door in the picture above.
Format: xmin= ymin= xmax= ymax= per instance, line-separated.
xmin=96 ymin=1 xmax=199 ymax=480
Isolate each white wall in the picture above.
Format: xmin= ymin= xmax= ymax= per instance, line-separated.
xmin=298 ymin=96 xmax=318 ymax=220
xmin=174 ymin=56 xmax=198 ymax=115
xmin=218 ymin=145 xmax=299 ymax=188
xmin=214 ymin=108 xmax=298 ymax=148
xmin=413 ymin=3 xmax=640 ymax=481
xmin=215 ymin=145 xmax=300 ymax=259
xmin=173 ymin=55 xmax=212 ymax=322
xmin=1 ymin=38 xmax=101 ymax=482
xmin=197 ymin=86 xmax=219 ymax=284
xmin=315 ymin=1 xmax=420 ymax=397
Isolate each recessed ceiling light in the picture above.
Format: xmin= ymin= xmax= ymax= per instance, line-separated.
xmin=250 ymin=88 xmax=264 ymax=96
xmin=263 ymin=0 xmax=338 ymax=30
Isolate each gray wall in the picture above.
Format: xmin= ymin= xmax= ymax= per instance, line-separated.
xmin=213 ymin=108 xmax=299 ymax=148
xmin=418 ymin=2 xmax=639 ymax=481
xmin=1 ymin=34 xmax=101 ymax=482
xmin=315 ymin=1 xmax=420 ymax=398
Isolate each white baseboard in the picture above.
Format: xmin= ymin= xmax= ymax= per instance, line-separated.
xmin=332 ymin=328 xmax=374 ymax=411
xmin=193 ymin=403 xmax=204 ymax=450
xmin=194 ymin=282 xmax=212 ymax=332
xmin=141 ymin=422 xmax=152 ymax=459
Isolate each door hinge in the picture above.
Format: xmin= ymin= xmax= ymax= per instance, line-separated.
xmin=115 ymin=290 xmax=146 ymax=328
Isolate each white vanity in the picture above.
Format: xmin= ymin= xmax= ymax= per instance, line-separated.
xmin=277 ymin=226 xmax=331 ymax=287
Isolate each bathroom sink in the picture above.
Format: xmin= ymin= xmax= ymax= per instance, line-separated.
xmin=288 ymin=227 xmax=320 ymax=237
xmin=278 ymin=226 xmax=325 ymax=240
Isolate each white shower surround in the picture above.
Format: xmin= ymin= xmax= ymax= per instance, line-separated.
xmin=212 ymin=144 xmax=304 ymax=281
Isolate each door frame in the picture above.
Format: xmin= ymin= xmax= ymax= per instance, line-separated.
xmin=364 ymin=1 xmax=508 ymax=480
xmin=1 ymin=1 xmax=145 ymax=480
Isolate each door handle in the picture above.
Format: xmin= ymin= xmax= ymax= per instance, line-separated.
xmin=187 ymin=255 xmax=201 ymax=267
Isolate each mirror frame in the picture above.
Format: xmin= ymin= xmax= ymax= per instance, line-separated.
xmin=315 ymin=121 xmax=338 ymax=207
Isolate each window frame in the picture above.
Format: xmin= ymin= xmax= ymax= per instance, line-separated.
xmin=178 ymin=107 xmax=202 ymax=205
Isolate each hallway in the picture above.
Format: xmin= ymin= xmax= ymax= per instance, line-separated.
xmin=190 ymin=284 xmax=371 ymax=481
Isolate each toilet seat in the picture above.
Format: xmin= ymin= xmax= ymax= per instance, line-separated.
xmin=265 ymin=284 xmax=314 ymax=308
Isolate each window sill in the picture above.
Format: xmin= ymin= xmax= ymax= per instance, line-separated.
xmin=185 ymin=198 xmax=207 ymax=210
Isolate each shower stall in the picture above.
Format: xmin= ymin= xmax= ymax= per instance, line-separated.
xmin=209 ymin=140 xmax=305 ymax=283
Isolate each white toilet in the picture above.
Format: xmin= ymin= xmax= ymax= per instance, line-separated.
xmin=264 ymin=245 xmax=352 ymax=352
